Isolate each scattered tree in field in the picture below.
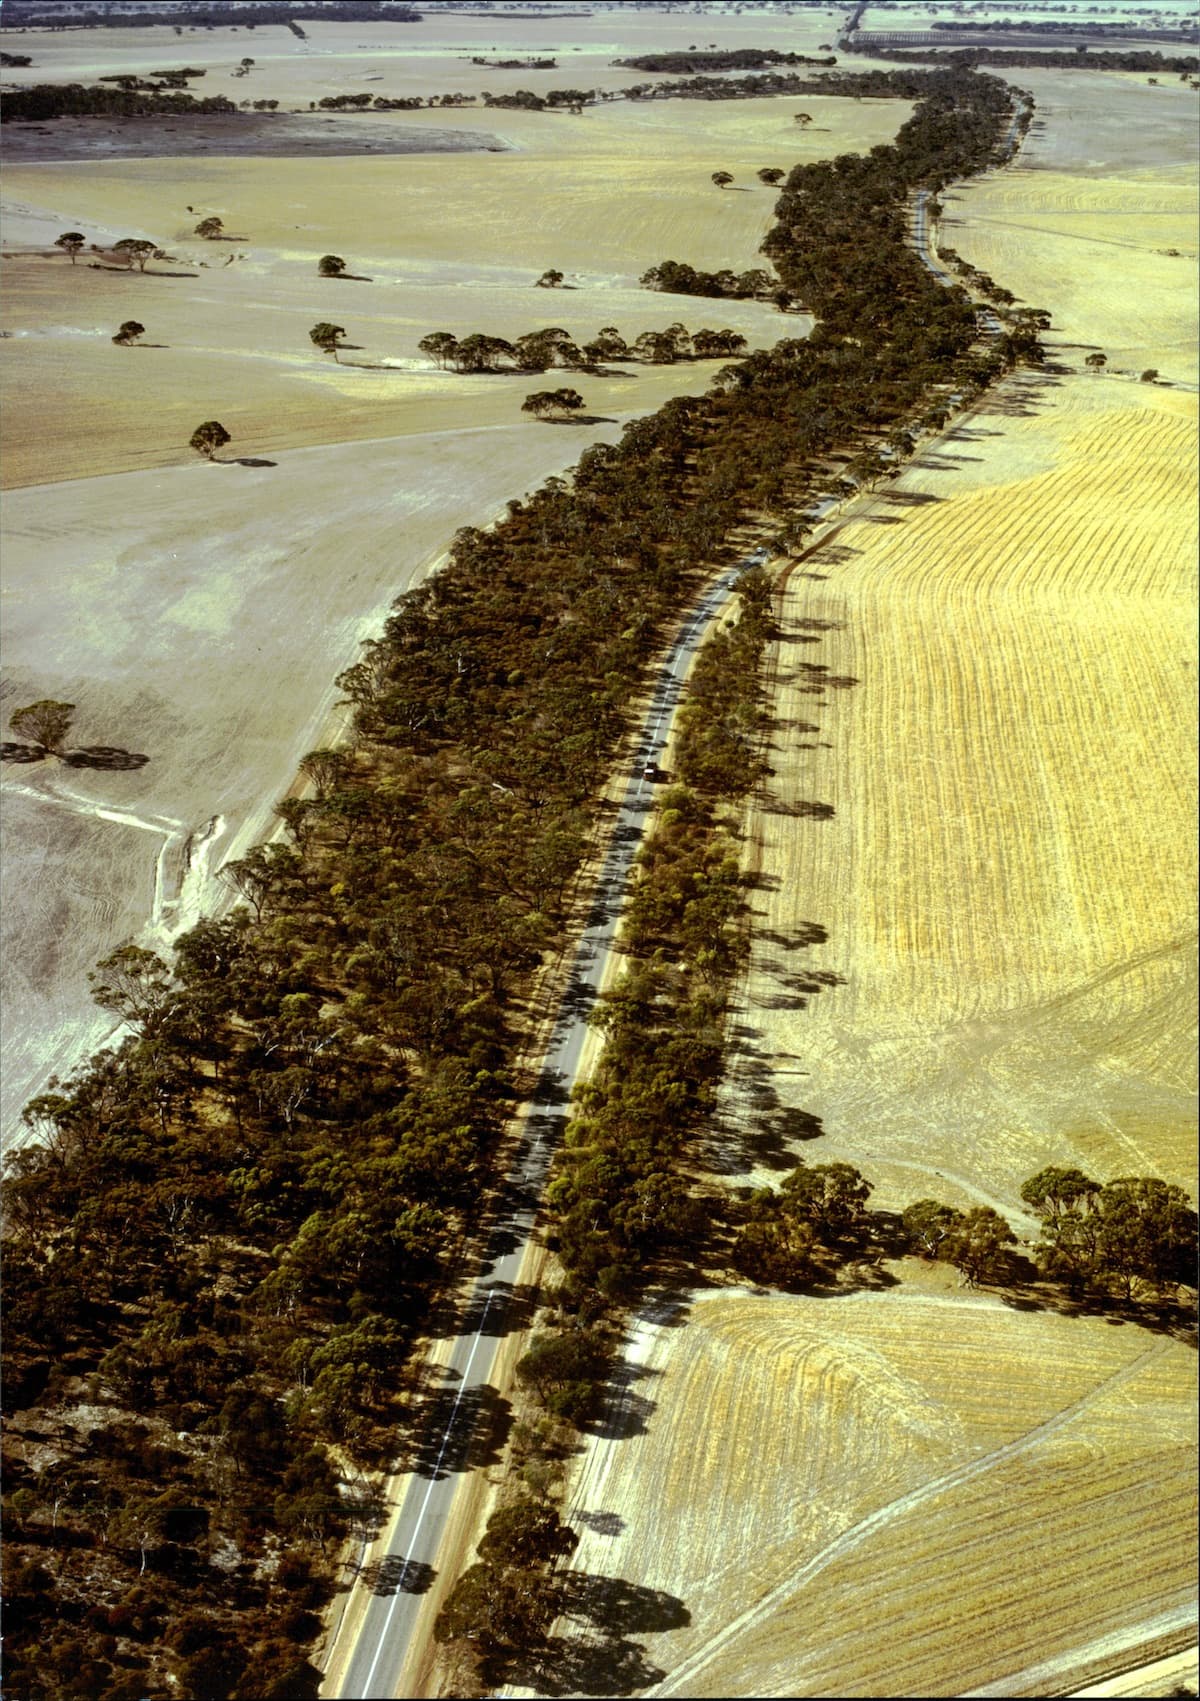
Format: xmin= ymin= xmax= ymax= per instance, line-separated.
xmin=112 ymin=320 xmax=146 ymax=346
xmin=113 ymin=238 xmax=157 ymax=272
xmin=418 ymin=331 xmax=460 ymax=369
xmin=194 ymin=216 xmax=224 ymax=238
xmin=9 ymin=700 xmax=74 ymax=755
xmin=521 ymin=387 xmax=585 ymax=420
xmin=757 ymin=167 xmax=785 ymax=185
xmin=318 ymin=254 xmax=347 ymax=277
xmin=1141 ymin=368 xmax=1159 ymax=383
xmin=711 ymin=170 xmax=734 ymax=189
xmin=189 ymin=420 xmax=231 ymax=461
xmin=1085 ymin=350 xmax=1107 ymax=372
xmin=309 ymin=321 xmax=347 ymax=362
xmin=732 ymin=1212 xmax=820 ymax=1287
xmin=794 ymin=111 xmax=812 ymax=125
xmin=781 ymin=1161 xmax=873 ymax=1239
xmin=55 ymin=231 xmax=86 ymax=264
xmin=535 ymin=268 xmax=564 ymax=288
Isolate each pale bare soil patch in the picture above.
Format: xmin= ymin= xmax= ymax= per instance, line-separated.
xmin=543 ymin=1264 xmax=1195 ymax=1700
xmin=0 ymin=92 xmax=908 ymax=486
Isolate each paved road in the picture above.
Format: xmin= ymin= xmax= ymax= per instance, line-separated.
xmin=335 ymin=109 xmax=1035 ymax=1697
xmin=332 ymin=548 xmax=768 ymax=1700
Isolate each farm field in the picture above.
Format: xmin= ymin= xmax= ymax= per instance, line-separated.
xmin=551 ymin=1265 xmax=1195 ymax=1701
xmin=948 ymin=69 xmax=1199 ymax=382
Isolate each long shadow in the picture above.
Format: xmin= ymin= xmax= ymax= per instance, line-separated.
xmin=229 ymin=456 xmax=277 ymax=467
xmin=403 ymin=1381 xmax=512 ymax=1479
xmin=352 ymin=1554 xmax=437 ymax=1597
xmin=541 ymin=414 xmax=619 ymax=426
xmin=62 ymin=745 xmax=151 ymax=770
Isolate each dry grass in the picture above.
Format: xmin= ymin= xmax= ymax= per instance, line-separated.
xmin=0 ymin=95 xmax=911 ymax=488
xmin=947 ymin=69 xmax=1198 ymax=381
xmin=722 ymin=373 xmax=1197 ymax=1215
xmin=551 ymin=1267 xmax=1196 ymax=1700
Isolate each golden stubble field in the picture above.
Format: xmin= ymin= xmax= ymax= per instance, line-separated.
xmin=550 ymin=1266 xmax=1195 ymax=1701
xmin=542 ymin=71 xmax=1197 ymax=1701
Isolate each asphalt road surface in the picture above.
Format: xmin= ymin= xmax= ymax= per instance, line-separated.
xmin=333 ymin=549 xmax=767 ymax=1700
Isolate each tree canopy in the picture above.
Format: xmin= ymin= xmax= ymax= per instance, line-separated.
xmin=189 ymin=420 xmax=231 ymax=460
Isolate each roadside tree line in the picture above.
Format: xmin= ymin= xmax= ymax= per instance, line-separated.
xmin=2 ymin=65 xmax=1063 ymax=1701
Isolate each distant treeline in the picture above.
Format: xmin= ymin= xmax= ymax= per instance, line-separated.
xmin=1 ymin=80 xmax=238 ymax=120
xmin=0 ymin=2 xmax=419 ymax=26
xmin=470 ymin=55 xmax=556 ymax=69
xmin=862 ymin=46 xmax=1200 ymax=73
xmin=613 ymin=47 xmax=836 ymax=73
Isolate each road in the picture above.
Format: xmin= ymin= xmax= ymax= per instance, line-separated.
xmin=329 ymin=548 xmax=767 ymax=1700
xmin=332 ymin=105 xmax=1035 ymax=1699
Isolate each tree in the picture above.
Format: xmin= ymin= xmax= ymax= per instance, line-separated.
xmin=418 ymin=331 xmax=460 ymax=369
xmin=1141 ymin=369 xmax=1159 ymax=383
xmin=112 ymin=320 xmax=146 ymax=346
xmin=309 ymin=321 xmax=347 ymax=363
xmin=794 ymin=111 xmax=812 ymax=126
xmin=318 ymin=254 xmax=346 ymax=277
xmin=521 ymin=388 xmax=585 ymax=420
xmin=1085 ymin=351 xmax=1107 ymax=372
xmin=476 ymin=1499 xmax=578 ymax=1570
xmin=189 ymin=420 xmax=231 ymax=461
xmin=711 ymin=171 xmax=734 ymax=189
xmin=55 ymin=231 xmax=85 ymax=264
xmin=1092 ymin=1177 xmax=1197 ymax=1299
xmin=9 ymin=700 xmax=74 ymax=754
xmin=535 ymin=268 xmax=564 ymax=288
xmin=780 ymin=1161 xmax=872 ymax=1239
xmin=194 ymin=216 xmax=224 ymax=238
xmin=757 ymin=167 xmax=785 ymax=185
xmin=113 ymin=238 xmax=157 ymax=272
xmin=941 ymin=1206 xmax=1015 ymax=1287
xmin=902 ymin=1198 xmax=962 ymax=1259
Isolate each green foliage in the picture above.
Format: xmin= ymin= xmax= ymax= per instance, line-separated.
xmin=113 ymin=319 xmax=146 ymax=346
xmin=317 ymin=254 xmax=346 ymax=277
xmin=9 ymin=699 xmax=74 ymax=753
xmin=309 ymin=321 xmax=346 ymax=361
xmin=521 ymin=387 xmax=585 ymax=418
xmin=1022 ymin=1167 xmax=1197 ymax=1299
xmin=189 ymin=420 xmax=231 ymax=460
xmin=55 ymin=230 xmax=85 ymax=262
xmin=194 ymin=216 xmax=224 ymax=238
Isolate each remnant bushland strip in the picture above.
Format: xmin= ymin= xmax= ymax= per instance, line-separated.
xmin=10 ymin=60 xmax=1179 ymax=1701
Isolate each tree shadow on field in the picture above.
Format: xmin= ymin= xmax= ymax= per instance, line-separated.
xmin=540 ymin=414 xmax=618 ymax=426
xmin=504 ymin=1572 xmax=690 ymax=1696
xmin=2 ymin=742 xmax=149 ymax=770
xmin=230 ymin=456 xmax=277 ymax=467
